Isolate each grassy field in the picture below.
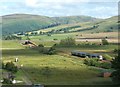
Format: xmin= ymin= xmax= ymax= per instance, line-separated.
xmin=22 ymin=32 xmax=118 ymax=44
xmin=2 ymin=49 xmax=113 ymax=85
xmin=1 ymin=40 xmax=118 ymax=85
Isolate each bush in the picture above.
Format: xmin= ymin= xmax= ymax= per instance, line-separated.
xmin=59 ymin=37 xmax=76 ymax=46
xmin=5 ymin=62 xmax=18 ymax=73
xmin=113 ymin=49 xmax=120 ymax=53
xmin=38 ymin=44 xmax=56 ymax=55
xmin=111 ymin=54 xmax=120 ymax=85
xmin=38 ymin=44 xmax=44 ymax=47
xmin=2 ymin=78 xmax=12 ymax=84
xmin=2 ymin=62 xmax=5 ymax=69
xmin=84 ymin=58 xmax=98 ymax=66
xmin=102 ymin=39 xmax=109 ymax=45
xmin=111 ymin=70 xmax=120 ymax=84
xmin=84 ymin=58 xmax=111 ymax=69
xmin=43 ymin=47 xmax=56 ymax=55
xmin=38 ymin=44 xmax=45 ymax=53
xmin=53 ymin=38 xmax=58 ymax=40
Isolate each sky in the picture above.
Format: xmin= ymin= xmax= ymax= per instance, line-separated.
xmin=0 ymin=0 xmax=119 ymax=18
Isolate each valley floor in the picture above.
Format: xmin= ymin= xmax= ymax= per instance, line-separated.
xmin=1 ymin=40 xmax=118 ymax=85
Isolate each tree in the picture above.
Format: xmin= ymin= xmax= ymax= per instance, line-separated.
xmin=111 ymin=50 xmax=120 ymax=85
xmin=2 ymin=62 xmax=5 ymax=69
xmin=2 ymin=78 xmax=12 ymax=84
xmin=59 ymin=37 xmax=76 ymax=46
xmin=38 ymin=44 xmax=56 ymax=55
xmin=5 ymin=62 xmax=18 ymax=73
xmin=102 ymin=39 xmax=109 ymax=45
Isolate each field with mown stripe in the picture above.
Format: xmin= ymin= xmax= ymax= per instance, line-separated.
xmin=2 ymin=40 xmax=117 ymax=85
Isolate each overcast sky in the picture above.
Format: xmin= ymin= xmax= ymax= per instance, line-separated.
xmin=0 ymin=0 xmax=119 ymax=18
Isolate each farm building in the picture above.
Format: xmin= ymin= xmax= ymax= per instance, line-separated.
xmin=71 ymin=51 xmax=103 ymax=59
xmin=21 ymin=40 xmax=37 ymax=48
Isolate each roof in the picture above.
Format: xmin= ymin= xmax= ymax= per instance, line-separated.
xmin=71 ymin=51 xmax=87 ymax=54
xmin=71 ymin=51 xmax=100 ymax=56
xmin=90 ymin=54 xmax=100 ymax=56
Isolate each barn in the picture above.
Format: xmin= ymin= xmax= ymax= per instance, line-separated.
xmin=71 ymin=51 xmax=103 ymax=59
xmin=21 ymin=40 xmax=37 ymax=48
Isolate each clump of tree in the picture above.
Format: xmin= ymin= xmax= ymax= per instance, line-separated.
xmin=38 ymin=44 xmax=56 ymax=55
xmin=59 ymin=37 xmax=76 ymax=46
xmin=113 ymin=49 xmax=120 ymax=54
xmin=3 ymin=62 xmax=18 ymax=73
xmin=2 ymin=78 xmax=12 ymax=84
xmin=102 ymin=39 xmax=109 ymax=45
xmin=84 ymin=58 xmax=98 ymax=66
xmin=84 ymin=58 xmax=111 ymax=69
xmin=3 ymin=35 xmax=21 ymax=40
xmin=111 ymin=50 xmax=120 ymax=85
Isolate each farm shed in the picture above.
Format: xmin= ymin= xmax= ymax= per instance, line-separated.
xmin=21 ymin=40 xmax=37 ymax=48
xmin=71 ymin=51 xmax=103 ymax=59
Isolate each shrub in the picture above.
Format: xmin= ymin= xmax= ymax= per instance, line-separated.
xmin=2 ymin=78 xmax=12 ymax=84
xmin=59 ymin=37 xmax=76 ymax=46
xmin=111 ymin=54 xmax=120 ymax=84
xmin=53 ymin=38 xmax=58 ymax=40
xmin=38 ymin=44 xmax=45 ymax=53
xmin=2 ymin=62 xmax=5 ymax=69
xmin=84 ymin=58 xmax=111 ymax=69
xmin=5 ymin=62 xmax=18 ymax=73
xmin=43 ymin=47 xmax=56 ymax=55
xmin=113 ymin=49 xmax=120 ymax=53
xmin=84 ymin=58 xmax=98 ymax=66
xmin=102 ymin=39 xmax=109 ymax=45
xmin=38 ymin=44 xmax=44 ymax=47
xmin=38 ymin=44 xmax=56 ymax=55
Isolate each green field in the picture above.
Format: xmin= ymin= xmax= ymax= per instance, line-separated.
xmin=2 ymin=40 xmax=118 ymax=85
xmin=21 ymin=32 xmax=118 ymax=47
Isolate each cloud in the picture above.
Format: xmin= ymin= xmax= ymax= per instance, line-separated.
xmin=25 ymin=0 xmax=90 ymax=9
xmin=0 ymin=0 xmax=118 ymax=18
xmin=25 ymin=0 xmax=39 ymax=7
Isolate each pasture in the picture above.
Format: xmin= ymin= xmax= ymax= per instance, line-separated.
xmin=1 ymin=40 xmax=118 ymax=85
xmin=22 ymin=32 xmax=118 ymax=44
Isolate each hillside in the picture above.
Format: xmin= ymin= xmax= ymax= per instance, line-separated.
xmin=52 ymin=15 xmax=98 ymax=24
xmin=2 ymin=14 xmax=56 ymax=35
xmin=1 ymin=14 xmax=100 ymax=35
xmin=36 ymin=16 xmax=118 ymax=34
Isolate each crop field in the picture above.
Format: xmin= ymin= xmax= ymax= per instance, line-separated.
xmin=22 ymin=32 xmax=118 ymax=44
xmin=1 ymin=40 xmax=118 ymax=85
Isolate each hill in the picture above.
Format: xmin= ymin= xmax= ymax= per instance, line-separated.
xmin=2 ymin=14 xmax=56 ymax=35
xmin=35 ymin=16 xmax=118 ymax=34
xmin=52 ymin=15 xmax=98 ymax=24
xmin=1 ymin=14 xmax=100 ymax=35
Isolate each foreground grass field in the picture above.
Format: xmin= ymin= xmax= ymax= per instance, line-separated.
xmin=2 ymin=49 xmax=113 ymax=85
xmin=2 ymin=40 xmax=118 ymax=85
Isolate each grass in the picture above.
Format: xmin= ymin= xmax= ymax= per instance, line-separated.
xmin=2 ymin=52 xmax=113 ymax=85
xmin=1 ymin=39 xmax=118 ymax=85
xmin=22 ymin=32 xmax=118 ymax=44
xmin=1 ymin=40 xmax=24 ymax=49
